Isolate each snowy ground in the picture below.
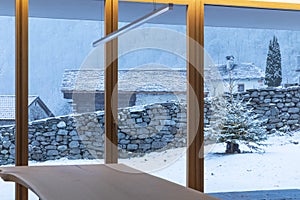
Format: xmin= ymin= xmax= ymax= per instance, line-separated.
xmin=0 ymin=132 xmax=299 ymax=200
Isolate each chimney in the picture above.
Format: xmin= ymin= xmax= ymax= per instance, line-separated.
xmin=226 ymin=55 xmax=234 ymax=70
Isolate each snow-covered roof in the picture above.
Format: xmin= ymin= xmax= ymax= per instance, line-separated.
xmin=61 ymin=69 xmax=187 ymax=93
xmin=61 ymin=63 xmax=264 ymax=95
xmin=0 ymin=95 xmax=54 ymax=120
xmin=206 ymin=63 xmax=264 ymax=81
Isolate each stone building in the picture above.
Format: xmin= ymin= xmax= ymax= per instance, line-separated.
xmin=205 ymin=56 xmax=265 ymax=96
xmin=61 ymin=68 xmax=187 ymax=113
xmin=0 ymin=95 xmax=54 ymax=126
xmin=61 ymin=62 xmax=265 ymax=113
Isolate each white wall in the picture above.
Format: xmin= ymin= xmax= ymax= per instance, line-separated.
xmin=208 ymin=79 xmax=264 ymax=96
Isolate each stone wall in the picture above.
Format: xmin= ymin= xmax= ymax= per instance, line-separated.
xmin=2 ymin=86 xmax=300 ymax=165
xmin=240 ymin=87 xmax=300 ymax=131
xmin=204 ymin=86 xmax=300 ymax=132
xmin=0 ymin=102 xmax=186 ymax=165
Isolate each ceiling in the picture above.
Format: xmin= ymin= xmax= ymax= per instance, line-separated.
xmin=1 ymin=0 xmax=300 ymax=30
xmin=205 ymin=5 xmax=300 ymax=30
xmin=0 ymin=0 xmax=186 ymax=24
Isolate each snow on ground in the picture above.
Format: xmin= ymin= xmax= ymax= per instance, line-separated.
xmin=205 ymin=133 xmax=300 ymax=193
xmin=0 ymin=133 xmax=299 ymax=200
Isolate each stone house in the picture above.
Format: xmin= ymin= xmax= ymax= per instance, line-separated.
xmin=0 ymin=95 xmax=54 ymax=126
xmin=205 ymin=56 xmax=265 ymax=96
xmin=61 ymin=69 xmax=186 ymax=113
xmin=61 ymin=63 xmax=264 ymax=113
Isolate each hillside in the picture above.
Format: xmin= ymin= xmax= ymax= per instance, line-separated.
xmin=1 ymin=16 xmax=300 ymax=115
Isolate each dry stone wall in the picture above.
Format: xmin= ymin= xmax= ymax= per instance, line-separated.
xmin=204 ymin=86 xmax=300 ymax=132
xmin=0 ymin=102 xmax=186 ymax=165
xmin=1 ymin=86 xmax=300 ymax=165
xmin=240 ymin=87 xmax=300 ymax=131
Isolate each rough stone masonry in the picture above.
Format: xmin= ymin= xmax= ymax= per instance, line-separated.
xmin=0 ymin=102 xmax=187 ymax=165
xmin=1 ymin=86 xmax=300 ymax=165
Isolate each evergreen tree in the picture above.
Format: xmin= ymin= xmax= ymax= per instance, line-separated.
xmin=206 ymin=95 xmax=268 ymax=152
xmin=264 ymin=36 xmax=282 ymax=87
xmin=205 ymin=61 xmax=268 ymax=152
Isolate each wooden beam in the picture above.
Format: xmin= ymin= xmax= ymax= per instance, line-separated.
xmin=186 ymin=0 xmax=204 ymax=192
xmin=121 ymin=0 xmax=300 ymax=10
xmin=15 ymin=0 xmax=28 ymax=199
xmin=204 ymin=0 xmax=300 ymax=11
xmin=105 ymin=0 xmax=118 ymax=164
xmin=120 ymin=0 xmax=188 ymax=5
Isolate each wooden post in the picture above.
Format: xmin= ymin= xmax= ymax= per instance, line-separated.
xmin=104 ymin=0 xmax=118 ymax=164
xmin=186 ymin=0 xmax=205 ymax=192
xmin=15 ymin=0 xmax=28 ymax=199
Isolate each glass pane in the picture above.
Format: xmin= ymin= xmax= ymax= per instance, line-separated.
xmin=28 ymin=1 xmax=105 ymax=198
xmin=204 ymin=5 xmax=300 ymax=194
xmin=0 ymin=1 xmax=15 ymax=199
xmin=117 ymin=2 xmax=187 ymax=186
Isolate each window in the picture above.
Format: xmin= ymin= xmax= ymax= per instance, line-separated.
xmin=117 ymin=2 xmax=187 ymax=186
xmin=204 ymin=4 xmax=300 ymax=193
xmin=238 ymin=84 xmax=245 ymax=92
xmin=0 ymin=1 xmax=15 ymax=199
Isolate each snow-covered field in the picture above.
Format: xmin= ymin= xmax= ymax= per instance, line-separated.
xmin=0 ymin=133 xmax=299 ymax=200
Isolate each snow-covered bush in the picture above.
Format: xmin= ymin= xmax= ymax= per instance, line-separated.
xmin=206 ymin=95 xmax=268 ymax=152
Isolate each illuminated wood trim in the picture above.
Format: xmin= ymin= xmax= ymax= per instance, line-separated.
xmin=122 ymin=0 xmax=300 ymax=10
xmin=204 ymin=0 xmax=300 ymax=10
xmin=15 ymin=0 xmax=29 ymax=199
xmin=187 ymin=0 xmax=204 ymax=192
xmin=105 ymin=0 xmax=118 ymax=164
xmin=120 ymin=0 xmax=189 ymax=5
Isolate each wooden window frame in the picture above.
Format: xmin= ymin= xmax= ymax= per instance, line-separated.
xmin=15 ymin=0 xmax=29 ymax=199
xmin=103 ymin=0 xmax=206 ymax=191
xmin=14 ymin=0 xmax=300 ymax=199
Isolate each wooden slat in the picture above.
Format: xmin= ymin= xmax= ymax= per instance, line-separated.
xmin=105 ymin=0 xmax=118 ymax=164
xmin=15 ymin=0 xmax=29 ymax=199
xmin=186 ymin=0 xmax=205 ymax=192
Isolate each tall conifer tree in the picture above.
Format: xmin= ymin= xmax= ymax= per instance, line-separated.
xmin=264 ymin=36 xmax=282 ymax=87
